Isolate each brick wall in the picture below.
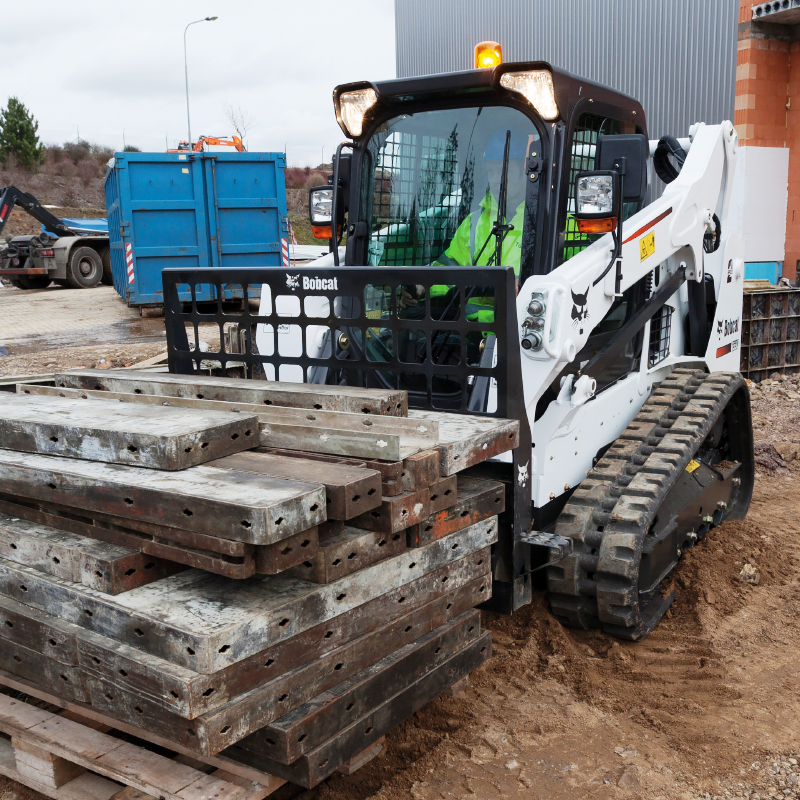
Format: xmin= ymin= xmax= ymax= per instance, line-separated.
xmin=737 ymin=0 xmax=797 ymax=279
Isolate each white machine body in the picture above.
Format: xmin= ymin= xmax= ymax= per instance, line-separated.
xmin=258 ymin=121 xmax=744 ymax=511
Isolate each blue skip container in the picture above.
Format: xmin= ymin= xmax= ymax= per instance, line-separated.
xmin=104 ymin=150 xmax=288 ymax=306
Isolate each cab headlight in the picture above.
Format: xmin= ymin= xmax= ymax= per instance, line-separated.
xmin=499 ymin=70 xmax=559 ymax=121
xmin=336 ymin=88 xmax=378 ymax=138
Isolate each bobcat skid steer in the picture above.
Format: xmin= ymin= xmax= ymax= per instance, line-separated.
xmin=162 ymin=57 xmax=754 ymax=641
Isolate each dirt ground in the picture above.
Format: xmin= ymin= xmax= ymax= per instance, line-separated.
xmin=0 ymin=290 xmax=798 ymax=799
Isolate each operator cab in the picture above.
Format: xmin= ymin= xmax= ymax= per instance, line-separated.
xmin=311 ymin=59 xmax=647 ymax=278
xmin=308 ymin=58 xmax=651 ymax=408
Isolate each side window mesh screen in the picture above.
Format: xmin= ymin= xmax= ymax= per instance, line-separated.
xmin=562 ymin=114 xmax=625 ymax=264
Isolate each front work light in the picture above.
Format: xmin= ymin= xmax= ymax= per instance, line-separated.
xmin=309 ymin=186 xmax=336 ymax=239
xmin=499 ymin=70 xmax=559 ymax=121
xmin=336 ymin=88 xmax=378 ymax=138
xmin=574 ymin=171 xmax=620 ymax=233
xmin=475 ymin=41 xmax=502 ymax=69
xmin=577 ymin=173 xmax=615 ymax=215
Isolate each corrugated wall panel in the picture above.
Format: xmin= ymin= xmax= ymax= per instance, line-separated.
xmin=395 ymin=0 xmax=738 ymax=140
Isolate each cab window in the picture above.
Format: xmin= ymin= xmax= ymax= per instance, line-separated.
xmin=561 ymin=113 xmax=639 ymax=264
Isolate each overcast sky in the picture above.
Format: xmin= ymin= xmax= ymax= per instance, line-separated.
xmin=2 ymin=1 xmax=396 ymax=166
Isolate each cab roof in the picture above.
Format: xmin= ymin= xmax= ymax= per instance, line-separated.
xmin=334 ymin=60 xmax=646 ymax=132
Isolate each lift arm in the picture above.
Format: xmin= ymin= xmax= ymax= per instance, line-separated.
xmin=0 ymin=186 xmax=76 ymax=239
xmin=517 ymin=121 xmax=742 ymax=415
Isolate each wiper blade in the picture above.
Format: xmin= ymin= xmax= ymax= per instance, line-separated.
xmin=473 ymin=129 xmax=514 ymax=266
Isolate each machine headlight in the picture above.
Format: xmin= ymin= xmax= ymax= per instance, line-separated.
xmin=337 ymin=88 xmax=378 ymax=138
xmin=309 ymin=187 xmax=333 ymax=224
xmin=499 ymin=70 xmax=559 ymax=121
xmin=576 ymin=174 xmax=614 ymax=215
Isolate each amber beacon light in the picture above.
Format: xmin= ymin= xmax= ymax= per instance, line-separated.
xmin=474 ymin=41 xmax=502 ymax=68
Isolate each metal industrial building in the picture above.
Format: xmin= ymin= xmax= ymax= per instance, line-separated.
xmin=394 ymin=0 xmax=739 ymax=144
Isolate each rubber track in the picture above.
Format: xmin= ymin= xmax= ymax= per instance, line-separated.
xmin=547 ymin=369 xmax=746 ymax=640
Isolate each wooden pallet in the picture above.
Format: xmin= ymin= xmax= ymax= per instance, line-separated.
xmin=0 ymin=691 xmax=280 ymax=799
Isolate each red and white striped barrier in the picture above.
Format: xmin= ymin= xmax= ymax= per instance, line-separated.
xmin=281 ymin=238 xmax=289 ymax=267
xmin=125 ymin=243 xmax=134 ymax=285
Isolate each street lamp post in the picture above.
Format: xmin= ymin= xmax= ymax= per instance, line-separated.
xmin=184 ymin=16 xmax=218 ymax=146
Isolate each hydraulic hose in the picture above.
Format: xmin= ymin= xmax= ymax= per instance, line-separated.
xmin=653 ymin=136 xmax=687 ymax=184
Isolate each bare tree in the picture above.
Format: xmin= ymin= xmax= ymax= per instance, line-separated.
xmin=223 ymin=104 xmax=255 ymax=148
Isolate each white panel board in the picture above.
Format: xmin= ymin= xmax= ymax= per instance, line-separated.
xmin=728 ymin=145 xmax=789 ymax=262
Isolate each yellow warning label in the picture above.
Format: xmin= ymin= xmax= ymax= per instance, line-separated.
xmin=640 ymin=231 xmax=656 ymax=261
xmin=685 ymin=459 xmax=701 ymax=474
xmin=181 ymin=168 xmax=190 ymax=174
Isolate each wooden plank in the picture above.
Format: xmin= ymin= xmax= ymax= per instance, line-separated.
xmin=0 ymin=676 xmax=279 ymax=787
xmin=427 ymin=475 xmax=458 ymax=515
xmin=0 ymin=518 xmax=497 ymax=673
xmin=0 ymin=393 xmax=259 ymax=470
xmin=0 ymin=496 xmax=256 ymax=580
xmin=287 ymin=525 xmax=405 ymax=584
xmin=253 ymin=527 xmax=318 ymax=575
xmin=209 ymin=451 xmax=382 ymax=521
xmin=0 ymin=698 xmax=248 ymax=800
xmin=55 ymin=371 xmax=408 ymax=416
xmin=407 ymin=410 xmax=520 ymax=474
xmin=110 ymin=789 xmax=156 ymax=800
xmin=349 ymin=488 xmax=430 ymax=534
xmin=0 ymin=737 xmax=122 ymax=800
xmin=207 ymin=768 xmax=282 ymax=800
xmin=401 ymin=450 xmax=441 ymax=492
xmin=0 ymin=450 xmax=326 ymax=546
xmin=23 ymin=385 xmax=437 ymax=445
xmin=0 ymin=638 xmax=88 ymax=702
xmin=12 ymin=736 xmax=86 ymax=788
xmin=407 ymin=476 xmax=505 ymax=548
xmin=0 ymin=512 xmax=180 ymax=595
xmin=227 ymin=632 xmax=492 ymax=788
xmin=336 ymin=738 xmax=384 ymax=775
xmin=78 ymin=601 xmax=485 ymax=755
xmin=237 ymin=609 xmax=484 ymax=764
xmin=74 ymin=558 xmax=491 ymax=721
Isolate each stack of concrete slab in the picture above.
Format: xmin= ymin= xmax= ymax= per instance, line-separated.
xmin=0 ymin=371 xmax=518 ymax=791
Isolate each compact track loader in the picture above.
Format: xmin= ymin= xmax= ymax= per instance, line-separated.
xmin=162 ymin=56 xmax=754 ymax=641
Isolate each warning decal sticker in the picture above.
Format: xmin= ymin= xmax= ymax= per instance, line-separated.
xmin=640 ymin=231 xmax=655 ymax=261
xmin=685 ymin=459 xmax=701 ymax=474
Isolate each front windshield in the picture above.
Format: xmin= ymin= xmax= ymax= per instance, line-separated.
xmin=359 ymin=105 xmax=539 ymax=273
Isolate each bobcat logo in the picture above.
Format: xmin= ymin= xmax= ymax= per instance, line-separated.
xmin=285 ymin=274 xmax=300 ymax=290
xmin=517 ymin=460 xmax=529 ymax=488
xmin=571 ymin=287 xmax=589 ymax=334
xmin=717 ymin=319 xmax=723 ymax=337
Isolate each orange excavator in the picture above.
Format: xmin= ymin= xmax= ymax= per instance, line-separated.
xmin=168 ymin=135 xmax=246 ymax=153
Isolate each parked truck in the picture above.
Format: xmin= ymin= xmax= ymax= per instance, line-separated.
xmin=0 ymin=186 xmax=110 ymax=289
